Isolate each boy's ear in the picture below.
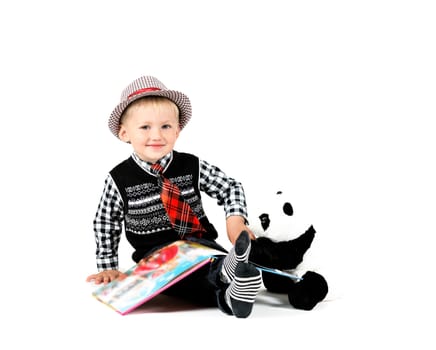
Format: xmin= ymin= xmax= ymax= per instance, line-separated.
xmin=118 ymin=126 xmax=129 ymax=143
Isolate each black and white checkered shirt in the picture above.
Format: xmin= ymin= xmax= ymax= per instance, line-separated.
xmin=93 ymin=151 xmax=248 ymax=271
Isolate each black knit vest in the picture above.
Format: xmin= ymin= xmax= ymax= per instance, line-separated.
xmin=110 ymin=151 xmax=218 ymax=262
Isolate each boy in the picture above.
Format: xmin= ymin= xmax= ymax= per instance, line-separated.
xmin=87 ymin=76 xmax=261 ymax=318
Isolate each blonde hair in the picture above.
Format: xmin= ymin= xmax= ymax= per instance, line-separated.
xmin=120 ymin=96 xmax=180 ymax=124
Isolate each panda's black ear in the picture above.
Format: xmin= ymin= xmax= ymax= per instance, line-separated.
xmin=283 ymin=202 xmax=293 ymax=216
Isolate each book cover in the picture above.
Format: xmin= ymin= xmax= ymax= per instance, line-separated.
xmin=92 ymin=240 xmax=225 ymax=315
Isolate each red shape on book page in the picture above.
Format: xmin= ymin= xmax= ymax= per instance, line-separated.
xmin=134 ymin=245 xmax=179 ymax=273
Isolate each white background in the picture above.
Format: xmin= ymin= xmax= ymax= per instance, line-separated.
xmin=1 ymin=1 xmax=435 ymax=349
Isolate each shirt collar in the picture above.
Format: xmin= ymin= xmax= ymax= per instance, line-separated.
xmin=132 ymin=151 xmax=173 ymax=175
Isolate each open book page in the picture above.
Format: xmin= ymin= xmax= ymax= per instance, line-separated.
xmin=92 ymin=240 xmax=225 ymax=315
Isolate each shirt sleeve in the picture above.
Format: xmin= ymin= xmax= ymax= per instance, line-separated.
xmin=93 ymin=174 xmax=124 ymax=271
xmin=199 ymin=159 xmax=248 ymax=220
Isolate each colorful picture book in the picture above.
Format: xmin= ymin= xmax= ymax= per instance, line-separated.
xmin=92 ymin=240 xmax=225 ymax=315
xmin=92 ymin=240 xmax=301 ymax=315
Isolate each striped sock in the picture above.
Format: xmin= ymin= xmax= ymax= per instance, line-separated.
xmin=225 ymin=262 xmax=262 ymax=318
xmin=220 ymin=231 xmax=251 ymax=283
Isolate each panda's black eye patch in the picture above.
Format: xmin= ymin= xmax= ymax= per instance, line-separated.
xmin=259 ymin=213 xmax=270 ymax=231
xmin=283 ymin=202 xmax=293 ymax=216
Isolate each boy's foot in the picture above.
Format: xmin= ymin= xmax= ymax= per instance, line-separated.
xmin=220 ymin=230 xmax=251 ymax=283
xmin=225 ymin=262 xmax=262 ymax=318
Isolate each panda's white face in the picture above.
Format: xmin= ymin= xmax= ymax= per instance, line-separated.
xmin=249 ymin=191 xmax=312 ymax=242
xmin=259 ymin=191 xmax=293 ymax=231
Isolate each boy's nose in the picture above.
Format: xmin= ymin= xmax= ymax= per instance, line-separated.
xmin=150 ymin=127 xmax=162 ymax=139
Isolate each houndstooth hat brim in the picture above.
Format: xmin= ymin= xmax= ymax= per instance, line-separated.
xmin=108 ymin=76 xmax=192 ymax=139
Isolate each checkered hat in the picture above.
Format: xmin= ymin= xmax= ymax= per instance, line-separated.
xmin=108 ymin=76 xmax=192 ymax=138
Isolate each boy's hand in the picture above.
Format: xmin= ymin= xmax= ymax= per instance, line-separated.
xmin=226 ymin=215 xmax=256 ymax=245
xmin=86 ymin=270 xmax=126 ymax=284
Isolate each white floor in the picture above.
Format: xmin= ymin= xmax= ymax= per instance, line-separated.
xmin=3 ymin=257 xmax=433 ymax=349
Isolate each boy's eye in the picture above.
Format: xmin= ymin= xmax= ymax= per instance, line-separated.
xmin=140 ymin=125 xmax=150 ymax=130
xmin=162 ymin=124 xmax=172 ymax=129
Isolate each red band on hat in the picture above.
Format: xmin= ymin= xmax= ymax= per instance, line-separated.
xmin=128 ymin=87 xmax=161 ymax=99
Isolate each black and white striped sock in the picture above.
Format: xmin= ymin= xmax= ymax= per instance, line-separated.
xmin=225 ymin=262 xmax=262 ymax=318
xmin=220 ymin=230 xmax=251 ymax=283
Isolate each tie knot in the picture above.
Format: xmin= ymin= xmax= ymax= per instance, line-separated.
xmin=151 ymin=163 xmax=164 ymax=175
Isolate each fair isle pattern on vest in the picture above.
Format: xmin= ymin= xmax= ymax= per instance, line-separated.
xmin=124 ymin=181 xmax=172 ymax=234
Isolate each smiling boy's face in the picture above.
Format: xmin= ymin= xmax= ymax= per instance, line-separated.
xmin=118 ymin=97 xmax=180 ymax=163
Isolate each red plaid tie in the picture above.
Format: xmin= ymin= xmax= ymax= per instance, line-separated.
xmin=152 ymin=164 xmax=205 ymax=238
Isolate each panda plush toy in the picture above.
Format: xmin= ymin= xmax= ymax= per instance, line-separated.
xmin=248 ymin=190 xmax=329 ymax=310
